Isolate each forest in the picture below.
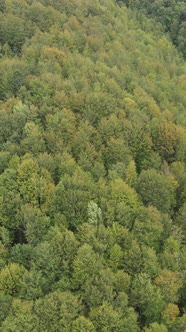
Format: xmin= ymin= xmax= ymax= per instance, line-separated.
xmin=0 ymin=0 xmax=186 ymax=331
xmin=118 ymin=0 xmax=186 ymax=58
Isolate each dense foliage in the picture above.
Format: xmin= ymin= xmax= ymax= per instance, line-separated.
xmin=118 ymin=0 xmax=186 ymax=58
xmin=0 ymin=0 xmax=186 ymax=331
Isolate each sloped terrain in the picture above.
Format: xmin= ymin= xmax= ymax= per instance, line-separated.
xmin=0 ymin=1 xmax=186 ymax=331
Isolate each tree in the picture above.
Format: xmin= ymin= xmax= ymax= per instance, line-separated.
xmin=0 ymin=100 xmax=29 ymax=148
xmin=108 ymin=244 xmax=123 ymax=272
xmin=72 ymin=316 xmax=95 ymax=332
xmin=88 ymin=200 xmax=102 ymax=226
xmin=0 ymin=298 xmax=38 ymax=332
xmin=102 ymin=137 xmax=132 ymax=174
xmin=101 ymin=178 xmax=140 ymax=227
xmin=114 ymin=270 xmax=131 ymax=294
xmin=77 ymin=222 xmax=111 ymax=255
xmin=122 ymin=239 xmax=144 ymax=275
xmin=125 ymin=160 xmax=138 ymax=187
xmin=132 ymin=206 xmax=163 ymax=250
xmin=34 ymin=291 xmax=81 ymax=332
xmin=0 ymin=14 xmax=33 ymax=54
xmin=31 ymin=226 xmax=78 ymax=293
xmin=136 ymin=169 xmax=177 ymax=213
xmin=0 ymin=313 xmax=38 ymax=332
xmin=130 ymin=273 xmax=165 ymax=325
xmin=0 ymin=240 xmax=8 ymax=268
xmin=0 ymin=263 xmax=26 ymax=296
xmin=160 ymin=237 xmax=182 ymax=271
xmin=170 ymin=313 xmax=186 ymax=332
xmin=19 ymin=268 xmax=44 ymax=300
xmin=144 ymin=322 xmax=168 ymax=332
xmin=155 ymin=269 xmax=182 ymax=304
xmin=0 ymin=167 xmax=21 ymax=242
xmin=72 ymin=244 xmax=107 ymax=306
xmin=0 ymin=293 xmax=12 ymax=326
xmin=53 ymin=168 xmax=95 ymax=227
xmin=152 ymin=120 xmax=182 ymax=163
xmin=0 ymin=151 xmax=11 ymax=174
xmin=162 ymin=303 xmax=179 ymax=328
xmin=141 ymin=245 xmax=160 ymax=278
xmin=175 ymin=203 xmax=186 ymax=240
xmin=21 ymin=121 xmax=45 ymax=155
xmin=45 ymin=108 xmax=76 ymax=153
xmin=170 ymin=161 xmax=186 ymax=210
xmin=90 ymin=302 xmax=123 ymax=332
xmin=17 ymin=155 xmax=54 ymax=208
xmin=19 ymin=205 xmax=51 ymax=246
xmin=90 ymin=302 xmax=139 ymax=332
xmin=9 ymin=243 xmax=32 ymax=269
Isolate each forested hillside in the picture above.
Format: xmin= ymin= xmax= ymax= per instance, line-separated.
xmin=0 ymin=0 xmax=186 ymax=331
xmin=118 ymin=0 xmax=186 ymax=58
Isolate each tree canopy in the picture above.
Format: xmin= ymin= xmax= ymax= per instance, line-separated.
xmin=0 ymin=0 xmax=186 ymax=331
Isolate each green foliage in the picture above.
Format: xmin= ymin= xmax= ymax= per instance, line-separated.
xmin=90 ymin=302 xmax=139 ymax=332
xmin=118 ymin=0 xmax=186 ymax=59
xmin=136 ymin=169 xmax=177 ymax=213
xmin=88 ymin=200 xmax=102 ymax=226
xmin=17 ymin=155 xmax=54 ymax=208
xmin=19 ymin=205 xmax=51 ymax=246
xmin=34 ymin=291 xmax=81 ymax=332
xmin=9 ymin=243 xmax=32 ymax=269
xmin=0 ymin=263 xmax=26 ymax=296
xmin=53 ymin=168 xmax=95 ymax=227
xmin=72 ymin=316 xmax=95 ymax=332
xmin=0 ymin=0 xmax=186 ymax=331
xmin=130 ymin=273 xmax=165 ymax=324
xmin=0 ymin=293 xmax=12 ymax=326
xmin=133 ymin=206 xmax=163 ymax=250
xmin=155 ymin=269 xmax=182 ymax=303
xmin=90 ymin=303 xmax=122 ymax=332
xmin=144 ymin=322 xmax=168 ymax=332
xmin=170 ymin=313 xmax=186 ymax=332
